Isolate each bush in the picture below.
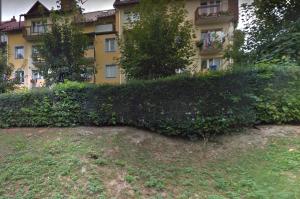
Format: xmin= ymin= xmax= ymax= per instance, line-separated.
xmin=0 ymin=66 xmax=299 ymax=138
xmin=255 ymin=67 xmax=300 ymax=124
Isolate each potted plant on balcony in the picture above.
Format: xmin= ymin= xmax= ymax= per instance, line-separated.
xmin=213 ymin=40 xmax=223 ymax=50
xmin=218 ymin=11 xmax=231 ymax=16
xmin=196 ymin=39 xmax=204 ymax=49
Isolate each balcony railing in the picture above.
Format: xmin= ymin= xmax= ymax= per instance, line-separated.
xmin=197 ymin=5 xmax=222 ymax=17
xmin=195 ymin=5 xmax=234 ymax=25
xmin=197 ymin=37 xmax=226 ymax=55
xmin=23 ymin=24 xmax=51 ymax=41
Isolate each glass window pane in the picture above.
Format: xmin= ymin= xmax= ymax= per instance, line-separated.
xmin=15 ymin=46 xmax=24 ymax=59
xmin=105 ymin=65 xmax=117 ymax=78
xmin=105 ymin=38 xmax=116 ymax=52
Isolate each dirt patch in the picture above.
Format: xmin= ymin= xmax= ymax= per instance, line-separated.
xmin=2 ymin=125 xmax=300 ymax=163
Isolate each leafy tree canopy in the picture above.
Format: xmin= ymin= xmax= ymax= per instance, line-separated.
xmin=0 ymin=48 xmax=15 ymax=93
xmin=119 ymin=0 xmax=195 ymax=80
xmin=241 ymin=0 xmax=300 ymax=64
xmin=35 ymin=13 xmax=94 ymax=86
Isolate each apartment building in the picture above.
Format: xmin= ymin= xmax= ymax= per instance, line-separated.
xmin=0 ymin=0 xmax=238 ymax=88
xmin=0 ymin=0 xmax=122 ymax=88
xmin=114 ymin=0 xmax=239 ymax=72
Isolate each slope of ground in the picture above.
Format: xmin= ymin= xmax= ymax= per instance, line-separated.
xmin=0 ymin=126 xmax=300 ymax=198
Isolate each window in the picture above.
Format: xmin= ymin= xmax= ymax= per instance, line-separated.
xmin=32 ymin=45 xmax=39 ymax=57
xmin=201 ymin=30 xmax=225 ymax=49
xmin=201 ymin=58 xmax=222 ymax=70
xmin=32 ymin=70 xmax=42 ymax=80
xmin=87 ymin=36 xmax=94 ymax=49
xmin=15 ymin=70 xmax=25 ymax=84
xmin=0 ymin=33 xmax=7 ymax=43
xmin=32 ymin=45 xmax=44 ymax=63
xmin=105 ymin=64 xmax=117 ymax=78
xmin=15 ymin=46 xmax=24 ymax=59
xmin=32 ymin=21 xmax=46 ymax=34
xmin=201 ymin=0 xmax=221 ymax=6
xmin=95 ymin=24 xmax=114 ymax=33
xmin=199 ymin=0 xmax=222 ymax=16
xmin=105 ymin=38 xmax=116 ymax=52
xmin=201 ymin=60 xmax=208 ymax=70
xmin=124 ymin=11 xmax=140 ymax=23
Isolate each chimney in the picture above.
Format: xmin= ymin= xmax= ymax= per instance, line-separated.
xmin=60 ymin=0 xmax=77 ymax=12
xmin=11 ymin=16 xmax=16 ymax=22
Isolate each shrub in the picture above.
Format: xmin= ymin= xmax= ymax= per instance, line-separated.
xmin=0 ymin=66 xmax=299 ymax=138
xmin=255 ymin=67 xmax=300 ymax=124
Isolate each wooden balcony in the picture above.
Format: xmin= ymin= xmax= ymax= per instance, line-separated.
xmin=23 ymin=25 xmax=51 ymax=41
xmin=195 ymin=5 xmax=234 ymax=26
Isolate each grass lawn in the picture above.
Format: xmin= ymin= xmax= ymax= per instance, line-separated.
xmin=0 ymin=126 xmax=300 ymax=199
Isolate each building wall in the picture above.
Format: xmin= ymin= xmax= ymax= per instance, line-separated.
xmin=5 ymin=0 xmax=238 ymax=89
xmin=115 ymin=0 xmax=237 ymax=72
xmin=6 ymin=15 xmax=122 ymax=88
xmin=94 ymin=33 xmax=122 ymax=84
xmin=8 ymin=32 xmax=29 ymax=88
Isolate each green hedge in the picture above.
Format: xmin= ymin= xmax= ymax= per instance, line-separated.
xmin=0 ymin=67 xmax=299 ymax=138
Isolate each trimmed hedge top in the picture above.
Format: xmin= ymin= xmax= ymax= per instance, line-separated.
xmin=0 ymin=67 xmax=300 ymax=138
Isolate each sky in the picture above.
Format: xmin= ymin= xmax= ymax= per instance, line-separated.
xmin=2 ymin=0 xmax=114 ymax=21
xmin=1 ymin=0 xmax=252 ymax=28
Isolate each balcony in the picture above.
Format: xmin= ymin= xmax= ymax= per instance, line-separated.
xmin=195 ymin=5 xmax=234 ymax=26
xmin=23 ymin=24 xmax=51 ymax=41
xmin=197 ymin=38 xmax=225 ymax=56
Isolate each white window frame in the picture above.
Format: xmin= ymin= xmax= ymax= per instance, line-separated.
xmin=201 ymin=58 xmax=222 ymax=70
xmin=124 ymin=11 xmax=140 ymax=23
xmin=105 ymin=64 xmax=117 ymax=78
xmin=31 ymin=21 xmax=47 ymax=34
xmin=15 ymin=46 xmax=24 ymax=59
xmin=15 ymin=70 xmax=25 ymax=84
xmin=32 ymin=70 xmax=42 ymax=80
xmin=105 ymin=38 xmax=116 ymax=52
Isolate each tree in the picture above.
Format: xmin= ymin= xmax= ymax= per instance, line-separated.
xmin=35 ymin=13 xmax=94 ymax=86
xmin=119 ymin=0 xmax=195 ymax=80
xmin=224 ymin=30 xmax=248 ymax=65
xmin=0 ymin=47 xmax=15 ymax=93
xmin=260 ymin=20 xmax=300 ymax=64
xmin=241 ymin=0 xmax=300 ymax=63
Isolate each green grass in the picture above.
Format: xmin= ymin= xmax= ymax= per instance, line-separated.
xmin=0 ymin=128 xmax=300 ymax=198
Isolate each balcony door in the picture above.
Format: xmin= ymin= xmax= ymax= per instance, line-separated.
xmin=200 ymin=0 xmax=222 ymax=16
xmin=201 ymin=30 xmax=225 ymax=49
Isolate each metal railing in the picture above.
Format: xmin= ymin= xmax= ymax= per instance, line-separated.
xmin=197 ymin=4 xmax=222 ymax=17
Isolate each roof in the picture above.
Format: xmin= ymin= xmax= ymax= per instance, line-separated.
xmin=113 ymin=0 xmax=139 ymax=7
xmin=25 ymin=1 xmax=50 ymax=17
xmin=0 ymin=20 xmax=24 ymax=32
xmin=81 ymin=9 xmax=115 ymax=23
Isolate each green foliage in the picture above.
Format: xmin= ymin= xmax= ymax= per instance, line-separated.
xmin=241 ymin=0 xmax=300 ymax=63
xmin=1 ymin=126 xmax=300 ymax=198
xmin=0 ymin=47 xmax=16 ymax=93
xmin=255 ymin=66 xmax=300 ymax=124
xmin=260 ymin=20 xmax=300 ymax=64
xmin=119 ymin=0 xmax=195 ymax=80
xmin=36 ymin=13 xmax=94 ymax=86
xmin=224 ymin=30 xmax=247 ymax=65
xmin=0 ymin=66 xmax=300 ymax=138
xmin=145 ymin=177 xmax=165 ymax=190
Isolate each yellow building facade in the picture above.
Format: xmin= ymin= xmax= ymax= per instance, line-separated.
xmin=114 ymin=0 xmax=239 ymax=72
xmin=0 ymin=0 xmax=238 ymax=88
